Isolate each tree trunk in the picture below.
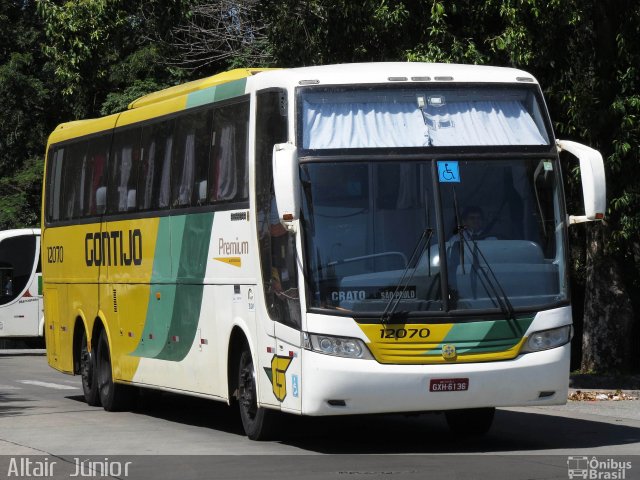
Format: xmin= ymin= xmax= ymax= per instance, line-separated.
xmin=581 ymin=223 xmax=634 ymax=372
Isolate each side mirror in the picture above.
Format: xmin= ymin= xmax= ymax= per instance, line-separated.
xmin=556 ymin=140 xmax=606 ymax=224
xmin=96 ymin=186 xmax=107 ymax=215
xmin=272 ymin=143 xmax=300 ymax=229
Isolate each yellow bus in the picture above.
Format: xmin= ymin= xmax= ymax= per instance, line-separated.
xmin=42 ymin=63 xmax=605 ymax=440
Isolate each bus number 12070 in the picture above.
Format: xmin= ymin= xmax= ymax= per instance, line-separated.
xmin=380 ymin=328 xmax=430 ymax=339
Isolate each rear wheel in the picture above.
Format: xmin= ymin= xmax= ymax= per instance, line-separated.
xmin=445 ymin=407 xmax=495 ymax=436
xmin=237 ymin=348 xmax=276 ymax=440
xmin=96 ymin=330 xmax=135 ymax=411
xmin=80 ymin=330 xmax=100 ymax=406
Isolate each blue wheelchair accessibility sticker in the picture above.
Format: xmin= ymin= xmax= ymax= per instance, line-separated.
xmin=292 ymin=374 xmax=299 ymax=398
xmin=437 ymin=161 xmax=460 ymax=183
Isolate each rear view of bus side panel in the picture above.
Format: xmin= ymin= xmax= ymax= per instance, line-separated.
xmin=42 ymin=129 xmax=114 ymax=373
xmin=43 ymin=223 xmax=103 ymax=374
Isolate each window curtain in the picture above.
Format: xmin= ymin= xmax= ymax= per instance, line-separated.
xmin=141 ymin=140 xmax=156 ymax=210
xmin=159 ymin=136 xmax=172 ymax=208
xmin=117 ymin=146 xmax=132 ymax=211
xmin=215 ymin=125 xmax=237 ymax=201
xmin=303 ymin=99 xmax=547 ymax=149
xmin=177 ymin=133 xmax=195 ymax=206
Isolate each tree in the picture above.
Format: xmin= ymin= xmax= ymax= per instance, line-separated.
xmin=36 ymin=0 xmax=190 ymax=118
xmin=162 ymin=0 xmax=272 ymax=71
xmin=0 ymin=1 xmax=53 ymax=228
xmin=260 ymin=0 xmax=639 ymax=372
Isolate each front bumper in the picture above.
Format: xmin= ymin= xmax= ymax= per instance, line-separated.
xmin=300 ymin=343 xmax=569 ymax=415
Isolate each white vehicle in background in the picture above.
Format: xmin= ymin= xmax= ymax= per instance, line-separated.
xmin=0 ymin=228 xmax=44 ymax=340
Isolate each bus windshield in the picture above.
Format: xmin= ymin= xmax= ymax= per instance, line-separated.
xmin=300 ymin=158 xmax=567 ymax=316
xmin=299 ymin=85 xmax=550 ymax=150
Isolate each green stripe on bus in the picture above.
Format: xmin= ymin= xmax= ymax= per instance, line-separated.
xmin=427 ymin=316 xmax=534 ymax=355
xmin=214 ymin=79 xmax=247 ymax=102
xmin=133 ymin=284 xmax=178 ymax=357
xmin=132 ymin=217 xmax=181 ymax=357
xmin=185 ymin=78 xmax=247 ymax=109
xmin=155 ymin=212 xmax=214 ymax=361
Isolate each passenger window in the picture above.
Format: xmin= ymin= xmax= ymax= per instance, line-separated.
xmin=83 ymin=135 xmax=110 ymax=217
xmin=108 ymin=127 xmax=142 ymax=213
xmin=62 ymin=141 xmax=89 ymax=220
xmin=46 ymin=147 xmax=65 ymax=223
xmin=210 ymin=101 xmax=249 ymax=203
xmin=139 ymin=120 xmax=174 ymax=211
xmin=172 ymin=109 xmax=212 ymax=208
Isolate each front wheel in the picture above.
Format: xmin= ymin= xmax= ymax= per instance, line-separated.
xmin=237 ymin=349 xmax=276 ymax=440
xmin=445 ymin=407 xmax=495 ymax=436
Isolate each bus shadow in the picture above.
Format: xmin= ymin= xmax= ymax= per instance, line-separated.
xmin=96 ymin=390 xmax=640 ymax=453
xmin=278 ymin=409 xmax=640 ymax=453
xmin=131 ymin=390 xmax=246 ymax=436
xmin=0 ymin=392 xmax=35 ymax=418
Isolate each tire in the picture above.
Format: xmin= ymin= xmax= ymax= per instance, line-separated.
xmin=237 ymin=348 xmax=277 ymax=440
xmin=96 ymin=330 xmax=135 ymax=412
xmin=445 ymin=407 xmax=495 ymax=436
xmin=80 ymin=330 xmax=100 ymax=406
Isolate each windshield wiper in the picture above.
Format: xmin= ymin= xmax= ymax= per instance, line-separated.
xmin=450 ymin=188 xmax=516 ymax=321
xmin=458 ymin=233 xmax=516 ymax=321
xmin=381 ymin=228 xmax=434 ymax=323
xmin=452 ymin=188 xmax=466 ymax=275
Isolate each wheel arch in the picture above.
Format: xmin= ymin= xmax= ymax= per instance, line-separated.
xmin=72 ymin=314 xmax=87 ymax=375
xmin=227 ymin=325 xmax=251 ymax=405
xmin=71 ymin=310 xmax=108 ymax=374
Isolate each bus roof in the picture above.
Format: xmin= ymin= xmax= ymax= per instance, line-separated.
xmin=127 ymin=68 xmax=277 ymax=110
xmin=46 ymin=63 xmax=538 ymax=146
xmin=249 ymin=63 xmax=539 ymax=89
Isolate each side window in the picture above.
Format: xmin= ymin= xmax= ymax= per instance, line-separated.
xmin=138 ymin=119 xmax=174 ymax=211
xmin=46 ymin=135 xmax=111 ymax=222
xmin=83 ymin=134 xmax=110 ymax=217
xmin=0 ymin=235 xmax=36 ymax=305
xmin=46 ymin=147 xmax=65 ymax=223
xmin=61 ymin=141 xmax=89 ymax=221
xmin=210 ymin=101 xmax=249 ymax=203
xmin=108 ymin=127 xmax=142 ymax=213
xmin=172 ymin=109 xmax=212 ymax=208
xmin=255 ymin=90 xmax=300 ymax=327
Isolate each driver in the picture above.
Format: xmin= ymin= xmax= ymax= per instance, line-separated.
xmin=455 ymin=206 xmax=495 ymax=241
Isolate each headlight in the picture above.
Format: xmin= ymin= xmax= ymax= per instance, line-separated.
xmin=303 ymin=332 xmax=373 ymax=359
xmin=521 ymin=325 xmax=573 ymax=353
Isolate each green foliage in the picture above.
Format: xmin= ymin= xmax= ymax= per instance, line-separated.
xmin=0 ymin=52 xmax=49 ymax=171
xmin=36 ymin=0 xmax=188 ymax=117
xmin=0 ymin=0 xmax=192 ymax=230
xmin=36 ymin=0 xmax=129 ymax=113
xmin=0 ymin=2 xmax=54 ymax=233
xmin=0 ymin=0 xmax=637 ymax=366
xmin=100 ymin=44 xmax=189 ymax=115
xmin=0 ymin=156 xmax=44 ymax=229
xmin=100 ymin=79 xmax=166 ymax=116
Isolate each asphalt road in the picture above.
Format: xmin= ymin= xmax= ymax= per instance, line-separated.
xmin=1 ymin=350 xmax=638 ymax=479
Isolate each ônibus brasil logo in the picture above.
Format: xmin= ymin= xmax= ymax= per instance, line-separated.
xmin=567 ymin=456 xmax=632 ymax=479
